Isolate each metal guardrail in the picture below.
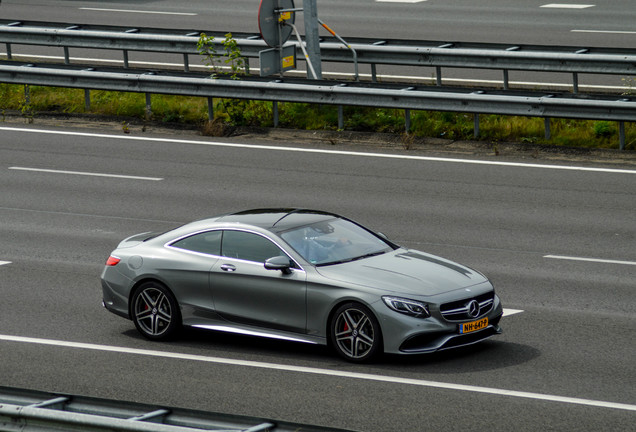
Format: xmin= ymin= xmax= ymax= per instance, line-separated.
xmin=2 ymin=61 xmax=635 ymax=123
xmin=1 ymin=20 xmax=636 ymax=90
xmin=0 ymin=386 xmax=354 ymax=432
xmin=0 ymin=21 xmax=634 ymax=149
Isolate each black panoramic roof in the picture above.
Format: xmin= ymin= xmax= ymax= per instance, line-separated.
xmin=218 ymin=208 xmax=340 ymax=231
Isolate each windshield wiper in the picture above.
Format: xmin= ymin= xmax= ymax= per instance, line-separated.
xmin=317 ymin=250 xmax=388 ymax=266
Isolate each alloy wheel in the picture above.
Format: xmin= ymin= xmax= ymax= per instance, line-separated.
xmin=132 ymin=284 xmax=178 ymax=339
xmin=332 ymin=304 xmax=381 ymax=361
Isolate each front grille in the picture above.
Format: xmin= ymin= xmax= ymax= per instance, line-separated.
xmin=440 ymin=291 xmax=495 ymax=321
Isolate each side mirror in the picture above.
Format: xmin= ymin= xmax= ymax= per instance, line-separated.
xmin=264 ymin=256 xmax=293 ymax=274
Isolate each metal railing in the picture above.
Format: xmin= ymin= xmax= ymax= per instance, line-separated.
xmin=0 ymin=386 xmax=353 ymax=432
xmin=2 ymin=19 xmax=636 ymax=91
xmin=0 ymin=20 xmax=634 ymax=149
xmin=3 ymin=61 xmax=634 ymax=121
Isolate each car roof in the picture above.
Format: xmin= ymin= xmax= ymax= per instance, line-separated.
xmin=216 ymin=208 xmax=340 ymax=232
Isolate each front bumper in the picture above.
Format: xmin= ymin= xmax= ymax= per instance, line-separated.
xmin=377 ymin=293 xmax=504 ymax=355
xmin=398 ymin=317 xmax=502 ymax=354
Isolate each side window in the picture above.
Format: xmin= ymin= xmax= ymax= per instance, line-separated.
xmin=221 ymin=230 xmax=284 ymax=263
xmin=171 ymin=231 xmax=222 ymax=256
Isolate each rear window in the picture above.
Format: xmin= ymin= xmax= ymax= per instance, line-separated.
xmin=170 ymin=231 xmax=222 ymax=256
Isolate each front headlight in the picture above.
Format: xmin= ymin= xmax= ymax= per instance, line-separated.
xmin=382 ymin=296 xmax=431 ymax=318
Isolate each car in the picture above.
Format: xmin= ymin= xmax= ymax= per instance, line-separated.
xmin=101 ymin=209 xmax=503 ymax=362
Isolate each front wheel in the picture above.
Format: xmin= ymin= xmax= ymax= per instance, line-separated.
xmin=330 ymin=302 xmax=382 ymax=362
xmin=131 ymin=282 xmax=181 ymax=340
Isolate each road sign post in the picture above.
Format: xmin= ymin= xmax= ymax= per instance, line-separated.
xmin=258 ymin=0 xmax=298 ymax=77
xmin=302 ymin=0 xmax=322 ymax=79
xmin=258 ymin=0 xmax=323 ymax=79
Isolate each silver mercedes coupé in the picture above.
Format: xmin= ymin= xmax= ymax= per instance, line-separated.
xmin=101 ymin=209 xmax=503 ymax=362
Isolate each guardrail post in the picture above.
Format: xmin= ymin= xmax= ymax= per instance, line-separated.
xmin=503 ymin=70 xmax=509 ymax=90
xmin=573 ymin=72 xmax=579 ymax=94
xmin=544 ymin=118 xmax=551 ymax=140
xmin=273 ymin=101 xmax=279 ymax=127
xmin=338 ymin=105 xmax=344 ymax=130
xmin=474 ymin=114 xmax=480 ymax=138
xmin=123 ymin=50 xmax=129 ymax=68
xmin=371 ymin=64 xmax=377 ymax=83
xmin=619 ymin=121 xmax=625 ymax=150
xmin=84 ymin=89 xmax=90 ymax=111
xmin=5 ymin=43 xmax=12 ymax=60
xmin=183 ymin=54 xmax=189 ymax=72
xmin=207 ymin=97 xmax=214 ymax=120
xmin=145 ymin=93 xmax=151 ymax=120
xmin=64 ymin=47 xmax=70 ymax=65
xmin=436 ymin=66 xmax=442 ymax=86
xmin=405 ymin=109 xmax=411 ymax=133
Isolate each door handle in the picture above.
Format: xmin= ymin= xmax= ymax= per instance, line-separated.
xmin=220 ymin=264 xmax=236 ymax=272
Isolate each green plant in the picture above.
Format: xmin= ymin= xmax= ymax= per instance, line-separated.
xmin=222 ymin=33 xmax=247 ymax=79
xmin=197 ymin=32 xmax=246 ymax=79
xmin=20 ymin=85 xmax=35 ymax=123
xmin=593 ymin=121 xmax=614 ymax=138
xmin=197 ymin=33 xmax=220 ymax=77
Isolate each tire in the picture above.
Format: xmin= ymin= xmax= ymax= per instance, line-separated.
xmin=330 ymin=302 xmax=382 ymax=362
xmin=131 ymin=281 xmax=181 ymax=340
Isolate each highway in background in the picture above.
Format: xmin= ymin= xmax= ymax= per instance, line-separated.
xmin=1 ymin=0 xmax=635 ymax=89
xmin=1 ymin=0 xmax=635 ymax=47
xmin=1 ymin=124 xmax=635 ymax=431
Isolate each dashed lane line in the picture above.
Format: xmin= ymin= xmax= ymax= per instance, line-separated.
xmin=78 ymin=8 xmax=197 ymax=16
xmin=541 ymin=4 xmax=595 ymax=8
xmin=572 ymin=29 xmax=636 ymax=35
xmin=9 ymin=167 xmax=163 ymax=181
xmin=545 ymin=255 xmax=636 ymax=266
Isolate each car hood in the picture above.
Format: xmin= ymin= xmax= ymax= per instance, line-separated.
xmin=315 ymin=249 xmax=489 ymax=296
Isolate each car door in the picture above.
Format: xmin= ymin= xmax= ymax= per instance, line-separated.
xmin=165 ymin=230 xmax=222 ymax=324
xmin=210 ymin=229 xmax=307 ymax=334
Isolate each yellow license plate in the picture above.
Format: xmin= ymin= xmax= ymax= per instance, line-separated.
xmin=460 ymin=317 xmax=488 ymax=334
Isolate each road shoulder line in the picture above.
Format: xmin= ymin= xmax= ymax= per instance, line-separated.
xmin=1 ymin=334 xmax=634 ymax=412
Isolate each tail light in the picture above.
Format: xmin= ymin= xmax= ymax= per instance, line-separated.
xmin=106 ymin=256 xmax=121 ymax=266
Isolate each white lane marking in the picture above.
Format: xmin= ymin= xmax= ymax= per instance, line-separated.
xmin=572 ymin=29 xmax=636 ymax=35
xmin=1 ymin=334 xmax=634 ymax=412
xmin=503 ymin=308 xmax=524 ymax=317
xmin=79 ymin=8 xmax=197 ymax=16
xmin=2 ymin=127 xmax=636 ymax=175
xmin=1 ymin=52 xmax=631 ymax=93
xmin=8 ymin=167 xmax=163 ymax=181
xmin=541 ymin=4 xmax=595 ymax=8
xmin=544 ymin=255 xmax=636 ymax=266
xmin=0 ymin=261 xmax=11 ymax=266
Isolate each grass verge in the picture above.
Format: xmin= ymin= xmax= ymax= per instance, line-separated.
xmin=1 ymin=83 xmax=634 ymax=150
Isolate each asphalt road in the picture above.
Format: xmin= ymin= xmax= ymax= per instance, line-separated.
xmin=0 ymin=122 xmax=635 ymax=431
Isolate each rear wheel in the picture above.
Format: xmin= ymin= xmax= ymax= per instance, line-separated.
xmin=131 ymin=282 xmax=181 ymax=340
xmin=330 ymin=302 xmax=382 ymax=362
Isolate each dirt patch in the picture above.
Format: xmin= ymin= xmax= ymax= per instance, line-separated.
xmin=3 ymin=111 xmax=635 ymax=168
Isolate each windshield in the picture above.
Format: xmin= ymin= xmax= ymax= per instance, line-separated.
xmin=280 ymin=218 xmax=393 ymax=266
